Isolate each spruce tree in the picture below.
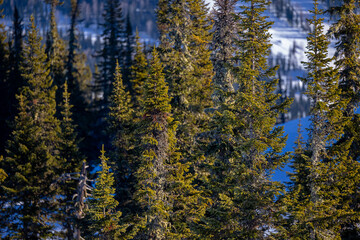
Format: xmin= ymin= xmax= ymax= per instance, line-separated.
xmin=130 ymin=30 xmax=148 ymax=106
xmin=58 ymin=81 xmax=84 ymax=239
xmin=282 ymin=1 xmax=359 ymax=238
xmin=329 ymin=1 xmax=360 ymax=237
xmin=87 ymin=146 xmax=123 ymax=239
xmin=130 ymin=48 xmax=207 ymax=239
xmin=211 ymin=0 xmax=237 ymax=105
xmin=199 ymin=0 xmax=291 ymax=238
xmin=1 ymin=16 xmax=61 ymax=238
xmin=0 ymin=0 xmax=9 ymax=156
xmin=98 ymin=0 xmax=125 ymax=106
xmin=45 ymin=0 xmax=67 ymax=109
xmin=66 ymin=0 xmax=93 ymax=160
xmin=157 ymin=0 xmax=213 ymax=160
xmin=108 ymin=61 xmax=137 ymax=220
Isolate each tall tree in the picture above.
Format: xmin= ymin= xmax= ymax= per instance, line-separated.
xmin=0 ymin=0 xmax=9 ymax=156
xmin=282 ymin=1 xmax=358 ymax=238
xmin=98 ymin=0 xmax=125 ymax=107
xmin=211 ymin=0 xmax=237 ymax=106
xmin=45 ymin=0 xmax=67 ymax=109
xmin=329 ymin=0 xmax=360 ymax=237
xmin=157 ymin=0 xmax=213 ymax=160
xmin=87 ymin=146 xmax=124 ymax=239
xmin=66 ymin=0 xmax=93 ymax=160
xmin=1 ymin=16 xmax=61 ymax=238
xmin=57 ymin=81 xmax=84 ymax=239
xmin=129 ymin=48 xmax=207 ymax=239
xmin=108 ymin=61 xmax=137 ymax=221
xmin=198 ymin=0 xmax=291 ymax=238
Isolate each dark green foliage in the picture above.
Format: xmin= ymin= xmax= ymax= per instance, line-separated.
xmin=66 ymin=0 xmax=93 ymax=160
xmin=87 ymin=146 xmax=124 ymax=239
xmin=0 ymin=0 xmax=9 ymax=156
xmin=98 ymin=0 xmax=125 ymax=105
xmin=1 ymin=16 xmax=61 ymax=238
xmin=45 ymin=0 xmax=67 ymax=112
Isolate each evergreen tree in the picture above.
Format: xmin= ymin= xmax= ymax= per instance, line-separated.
xmin=108 ymin=61 xmax=137 ymax=221
xmin=58 ymin=81 xmax=84 ymax=239
xmin=211 ymin=0 xmax=237 ymax=106
xmin=87 ymin=146 xmax=123 ymax=239
xmin=98 ymin=0 xmax=125 ymax=107
xmin=0 ymin=0 xmax=9 ymax=156
xmin=45 ymin=0 xmax=67 ymax=109
xmin=329 ymin=0 xmax=360 ymax=237
xmin=130 ymin=30 xmax=148 ymax=106
xmin=282 ymin=1 xmax=359 ymax=238
xmin=123 ymin=13 xmax=134 ymax=93
xmin=1 ymin=16 xmax=61 ymax=238
xmin=157 ymin=0 xmax=213 ymax=160
xmin=130 ymin=48 xmax=207 ymax=239
xmin=66 ymin=0 xmax=93 ymax=160
xmin=199 ymin=0 xmax=291 ymax=238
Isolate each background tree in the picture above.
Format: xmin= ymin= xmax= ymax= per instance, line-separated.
xmin=0 ymin=0 xmax=9 ymax=156
xmin=0 ymin=16 xmax=61 ymax=238
xmin=45 ymin=0 xmax=67 ymax=110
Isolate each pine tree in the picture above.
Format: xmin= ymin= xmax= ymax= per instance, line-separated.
xmin=1 ymin=16 xmax=61 ymax=238
xmin=157 ymin=0 xmax=213 ymax=160
xmin=87 ymin=146 xmax=123 ymax=239
xmin=199 ymin=0 xmax=291 ymax=238
xmin=282 ymin=1 xmax=359 ymax=238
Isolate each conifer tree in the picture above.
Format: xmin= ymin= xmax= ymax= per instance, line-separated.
xmin=1 ymin=16 xmax=61 ymax=238
xmin=199 ymin=0 xmax=291 ymax=238
xmin=123 ymin=13 xmax=134 ymax=92
xmin=108 ymin=61 xmax=137 ymax=217
xmin=130 ymin=30 xmax=148 ymax=105
xmin=45 ymin=0 xmax=67 ymax=108
xmin=66 ymin=0 xmax=93 ymax=159
xmin=211 ymin=0 xmax=237 ymax=105
xmin=98 ymin=0 xmax=125 ymax=106
xmin=0 ymin=0 xmax=9 ymax=156
xmin=58 ymin=81 xmax=84 ymax=239
xmin=87 ymin=146 xmax=123 ymax=239
xmin=130 ymin=48 xmax=207 ymax=239
xmin=329 ymin=0 xmax=360 ymax=237
xmin=282 ymin=1 xmax=359 ymax=238
xmin=157 ymin=0 xmax=213 ymax=160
